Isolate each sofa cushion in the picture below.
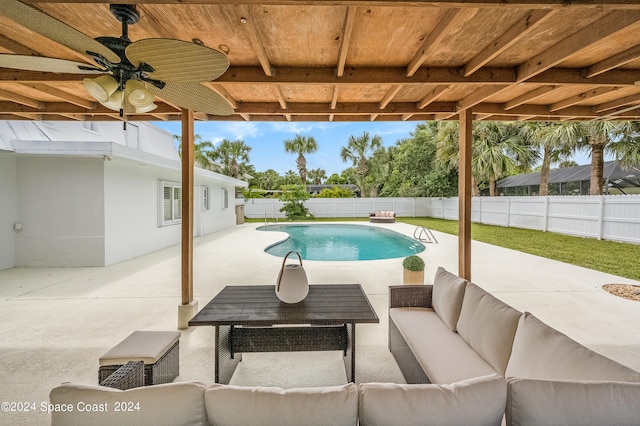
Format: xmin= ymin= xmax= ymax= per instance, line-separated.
xmin=49 ymin=381 xmax=207 ymax=426
xmin=359 ymin=374 xmax=506 ymax=426
xmin=456 ymin=283 xmax=522 ymax=376
xmin=505 ymin=311 xmax=640 ymax=381
xmin=204 ymin=383 xmax=357 ymax=426
xmin=431 ymin=267 xmax=467 ymax=332
xmin=390 ymin=307 xmax=496 ymax=383
xmin=506 ymin=378 xmax=640 ymax=426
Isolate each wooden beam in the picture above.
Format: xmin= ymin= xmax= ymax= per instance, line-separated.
xmin=406 ymin=8 xmax=462 ymax=77
xmin=503 ymin=85 xmax=557 ymax=110
xmin=181 ymin=109 xmax=194 ymax=306
xmin=584 ymin=45 xmax=640 ymax=78
xmin=22 ymin=0 xmax=640 ymax=10
xmin=331 ymin=86 xmax=339 ymax=109
xmin=0 ymin=34 xmax=41 ymax=56
xmin=594 ymin=93 xmax=640 ymax=113
xmin=549 ymin=87 xmax=619 ymax=111
xmin=379 ymin=85 xmax=402 ymax=109
xmin=336 ymin=6 xmax=357 ymax=78
xmin=418 ymin=85 xmax=450 ymax=109
xmin=238 ymin=6 xmax=274 ymax=76
xmin=516 ymin=11 xmax=640 ymax=82
xmin=0 ymin=89 xmax=42 ymax=109
xmin=463 ymin=9 xmax=553 ymax=76
xmin=275 ymin=85 xmax=288 ymax=109
xmin=456 ymin=85 xmax=510 ymax=111
xmin=20 ymin=83 xmax=96 ymax=109
xmin=458 ymin=108 xmax=472 ymax=281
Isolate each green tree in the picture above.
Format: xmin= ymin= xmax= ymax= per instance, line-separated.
xmin=174 ymin=134 xmax=215 ymax=170
xmin=251 ymin=169 xmax=283 ymax=190
xmin=326 ymin=173 xmax=346 ymax=184
xmin=340 ymin=131 xmax=383 ymax=197
xmin=210 ymin=139 xmax=252 ymax=179
xmin=473 ymin=121 xmax=537 ymax=196
xmin=283 ymin=134 xmax=318 ymax=185
xmin=308 ymin=168 xmax=327 ymax=185
xmin=278 ymin=184 xmax=311 ymax=220
xmin=316 ymin=187 xmax=355 ymax=198
xmin=283 ymin=170 xmax=302 ymax=185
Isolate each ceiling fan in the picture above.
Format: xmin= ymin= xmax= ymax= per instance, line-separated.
xmin=0 ymin=1 xmax=233 ymax=117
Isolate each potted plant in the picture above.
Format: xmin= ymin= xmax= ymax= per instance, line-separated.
xmin=402 ymin=255 xmax=425 ymax=285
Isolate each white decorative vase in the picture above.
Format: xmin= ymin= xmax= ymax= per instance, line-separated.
xmin=275 ymin=251 xmax=309 ymax=303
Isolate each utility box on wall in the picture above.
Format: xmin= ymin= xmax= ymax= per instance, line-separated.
xmin=235 ymin=204 xmax=245 ymax=225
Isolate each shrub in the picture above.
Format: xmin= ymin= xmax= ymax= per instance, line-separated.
xmin=402 ymin=255 xmax=425 ymax=271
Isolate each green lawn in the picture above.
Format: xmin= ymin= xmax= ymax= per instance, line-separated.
xmin=400 ymin=217 xmax=640 ymax=281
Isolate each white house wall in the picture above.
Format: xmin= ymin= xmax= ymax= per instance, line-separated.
xmin=15 ymin=156 xmax=106 ymax=267
xmin=0 ymin=155 xmax=17 ymax=269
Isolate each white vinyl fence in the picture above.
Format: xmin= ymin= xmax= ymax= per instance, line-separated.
xmin=242 ymin=194 xmax=640 ymax=244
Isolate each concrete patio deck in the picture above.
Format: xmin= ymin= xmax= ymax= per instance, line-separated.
xmin=1 ymin=221 xmax=639 ymax=425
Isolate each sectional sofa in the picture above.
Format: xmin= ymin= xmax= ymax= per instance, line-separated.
xmin=49 ymin=267 xmax=640 ymax=425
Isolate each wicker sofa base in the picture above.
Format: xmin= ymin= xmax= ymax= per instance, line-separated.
xmin=99 ymin=341 xmax=179 ymax=386
xmin=389 ymin=317 xmax=430 ymax=384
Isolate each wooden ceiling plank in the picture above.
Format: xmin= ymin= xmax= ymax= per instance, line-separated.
xmin=0 ymin=88 xmax=42 ymax=109
xmin=336 ymin=6 xmax=357 ymax=78
xmin=549 ymin=87 xmax=619 ymax=111
xmin=21 ymin=1 xmax=640 ymax=11
xmin=275 ymin=85 xmax=288 ymax=109
xmin=379 ymin=85 xmax=402 ymax=109
xmin=597 ymin=103 xmax=640 ymax=119
xmin=21 ymin=83 xmax=95 ymax=109
xmin=0 ymin=34 xmax=41 ymax=56
xmin=456 ymin=85 xmax=510 ymax=111
xmin=594 ymin=93 xmax=640 ymax=113
xmin=401 ymin=114 xmax=413 ymax=121
xmin=585 ymin=45 xmax=640 ymax=78
xmin=406 ymin=8 xmax=462 ymax=77
xmin=239 ymin=6 xmax=274 ymax=77
xmin=503 ymin=85 xmax=557 ymax=110
xmin=418 ymin=85 xmax=450 ymax=108
xmin=331 ymin=86 xmax=339 ymax=109
xmin=463 ymin=9 xmax=553 ymax=77
xmin=516 ymin=11 xmax=640 ymax=82
xmin=234 ymin=101 xmax=456 ymax=115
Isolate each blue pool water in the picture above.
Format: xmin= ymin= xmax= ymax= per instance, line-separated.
xmin=258 ymin=224 xmax=425 ymax=261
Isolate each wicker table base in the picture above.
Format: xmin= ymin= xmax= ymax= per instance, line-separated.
xmin=189 ymin=284 xmax=378 ymax=384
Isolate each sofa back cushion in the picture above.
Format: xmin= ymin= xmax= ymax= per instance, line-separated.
xmin=432 ymin=267 xmax=467 ymax=332
xmin=456 ymin=283 xmax=522 ymax=375
xmin=204 ymin=383 xmax=357 ymax=426
xmin=506 ymin=311 xmax=640 ymax=381
xmin=506 ymin=378 xmax=640 ymax=426
xmin=49 ymin=381 xmax=207 ymax=426
xmin=358 ymin=374 xmax=506 ymax=426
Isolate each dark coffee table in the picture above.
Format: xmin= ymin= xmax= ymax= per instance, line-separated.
xmin=189 ymin=284 xmax=379 ymax=384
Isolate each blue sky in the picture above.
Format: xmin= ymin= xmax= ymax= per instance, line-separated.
xmin=152 ymin=121 xmax=418 ymax=176
xmin=152 ymin=120 xmax=595 ymax=175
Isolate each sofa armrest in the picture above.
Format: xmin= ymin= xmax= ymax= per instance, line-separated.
xmin=99 ymin=360 xmax=145 ymax=390
xmin=389 ymin=285 xmax=433 ymax=308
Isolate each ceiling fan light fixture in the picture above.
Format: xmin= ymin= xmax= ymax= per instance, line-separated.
xmin=99 ymin=89 xmax=125 ymax=112
xmin=125 ymin=80 xmax=154 ymax=107
xmin=135 ymin=103 xmax=158 ymax=113
xmin=83 ymin=75 xmax=119 ymax=102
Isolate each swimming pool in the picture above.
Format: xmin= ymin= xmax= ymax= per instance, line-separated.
xmin=258 ymin=224 xmax=425 ymax=261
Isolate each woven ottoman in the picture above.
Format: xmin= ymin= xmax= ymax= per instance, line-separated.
xmin=99 ymin=331 xmax=180 ymax=386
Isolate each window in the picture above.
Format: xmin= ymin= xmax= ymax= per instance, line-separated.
xmin=203 ymin=186 xmax=210 ymax=211
xmin=221 ymin=188 xmax=229 ymax=209
xmin=159 ymin=181 xmax=182 ymax=226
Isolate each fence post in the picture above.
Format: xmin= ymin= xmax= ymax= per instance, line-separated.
xmin=598 ymin=195 xmax=605 ymax=240
xmin=506 ymin=197 xmax=511 ymax=227
xmin=543 ymin=196 xmax=550 ymax=232
xmin=478 ymin=197 xmax=483 ymax=224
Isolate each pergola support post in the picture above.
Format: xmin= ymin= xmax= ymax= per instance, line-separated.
xmin=458 ymin=108 xmax=472 ymax=281
xmin=178 ymin=108 xmax=198 ymax=329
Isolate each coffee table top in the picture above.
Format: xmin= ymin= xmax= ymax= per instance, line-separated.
xmin=189 ymin=284 xmax=379 ymax=326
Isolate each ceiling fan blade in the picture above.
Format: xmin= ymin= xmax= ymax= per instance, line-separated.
xmin=126 ymin=39 xmax=229 ymax=82
xmin=0 ymin=0 xmax=120 ymax=64
xmin=147 ymin=82 xmax=233 ymax=116
xmin=0 ymin=54 xmax=104 ymax=74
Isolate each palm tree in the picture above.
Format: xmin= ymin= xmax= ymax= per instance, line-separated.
xmin=210 ymin=139 xmax=251 ymax=179
xmin=307 ymin=168 xmax=327 ymax=185
xmin=474 ymin=122 xmax=537 ymax=196
xmin=283 ymin=134 xmax=318 ymax=185
xmin=340 ymin=131 xmax=383 ymax=197
xmin=174 ymin=134 xmax=215 ymax=170
xmin=526 ymin=122 xmax=582 ymax=196
xmin=534 ymin=121 xmax=639 ymax=195
xmin=433 ymin=121 xmax=481 ymax=196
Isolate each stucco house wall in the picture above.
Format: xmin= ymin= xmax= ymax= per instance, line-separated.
xmin=0 ymin=121 xmax=247 ymax=270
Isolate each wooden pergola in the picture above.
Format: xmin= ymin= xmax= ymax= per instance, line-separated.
xmin=2 ymin=0 xmax=640 ymax=325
